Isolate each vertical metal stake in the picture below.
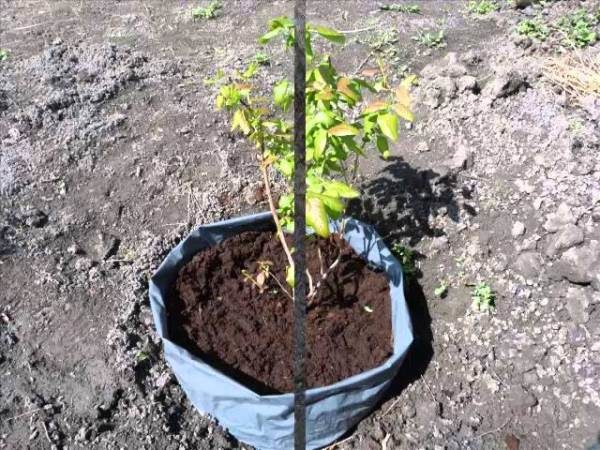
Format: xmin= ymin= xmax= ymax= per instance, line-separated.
xmin=293 ymin=0 xmax=307 ymax=449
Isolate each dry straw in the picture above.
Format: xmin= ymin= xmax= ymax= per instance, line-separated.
xmin=543 ymin=52 xmax=600 ymax=105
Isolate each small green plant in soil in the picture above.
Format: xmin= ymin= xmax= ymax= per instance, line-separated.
xmin=516 ymin=18 xmax=550 ymax=41
xmin=434 ymin=280 xmax=449 ymax=298
xmin=471 ymin=282 xmax=495 ymax=312
xmin=360 ymin=28 xmax=399 ymax=54
xmin=0 ymin=49 xmax=9 ymax=61
xmin=252 ymin=51 xmax=271 ymax=65
xmin=557 ymin=9 xmax=598 ymax=48
xmin=413 ymin=29 xmax=447 ymax=48
xmin=379 ymin=4 xmax=422 ymax=14
xmin=467 ymin=0 xmax=499 ymax=15
xmin=191 ymin=1 xmax=222 ymax=20
xmin=210 ymin=17 xmax=414 ymax=294
xmin=391 ymin=243 xmax=418 ymax=281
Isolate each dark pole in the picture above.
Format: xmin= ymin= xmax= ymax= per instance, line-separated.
xmin=293 ymin=0 xmax=306 ymax=449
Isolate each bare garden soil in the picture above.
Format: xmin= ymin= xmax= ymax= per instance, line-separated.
xmin=168 ymin=230 xmax=392 ymax=394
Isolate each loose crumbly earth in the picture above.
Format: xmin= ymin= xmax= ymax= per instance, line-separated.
xmin=169 ymin=231 xmax=392 ymax=394
xmin=1 ymin=1 xmax=599 ymax=449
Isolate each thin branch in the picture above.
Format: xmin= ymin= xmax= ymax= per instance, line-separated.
xmin=420 ymin=375 xmax=437 ymax=403
xmin=306 ymin=269 xmax=314 ymax=296
xmin=472 ymin=418 xmax=511 ymax=440
xmin=307 ymin=253 xmax=341 ymax=304
xmin=307 ymin=218 xmax=349 ymax=304
xmin=338 ymin=26 xmax=376 ymax=34
xmin=41 ymin=420 xmax=52 ymax=444
xmin=323 ymin=434 xmax=355 ymax=450
xmin=2 ymin=408 xmax=41 ymax=423
xmin=259 ymin=158 xmax=294 ymax=271
xmin=270 ymin=272 xmax=293 ymax=301
xmin=380 ymin=396 xmax=403 ymax=417
xmin=353 ymin=50 xmax=374 ymax=76
xmin=317 ymin=247 xmax=326 ymax=277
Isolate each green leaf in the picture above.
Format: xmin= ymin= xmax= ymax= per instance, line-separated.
xmin=394 ymin=85 xmax=411 ymax=108
xmin=392 ymin=103 xmax=414 ymax=122
xmin=314 ymin=128 xmax=328 ymax=158
xmin=337 ymin=77 xmax=361 ymax=103
xmin=377 ymin=113 xmax=399 ymax=141
xmin=306 ymin=195 xmax=330 ymax=238
xmin=362 ymin=101 xmax=388 ymax=115
xmin=273 ymin=80 xmax=293 ymax=111
xmin=259 ymin=28 xmax=282 ymax=44
xmin=305 ymin=32 xmax=314 ymax=63
xmin=434 ymin=284 xmax=448 ymax=297
xmin=286 ymin=265 xmax=295 ymax=287
xmin=312 ymin=193 xmax=345 ymax=219
xmin=324 ymin=180 xmax=360 ymax=198
xmin=276 ymin=157 xmax=294 ymax=178
xmin=231 ymin=109 xmax=251 ymax=134
xmin=328 ymin=123 xmax=359 ymax=136
xmin=376 ymin=135 xmax=389 ymax=156
xmin=312 ymin=25 xmax=346 ymax=44
xmin=242 ymin=61 xmax=259 ymax=79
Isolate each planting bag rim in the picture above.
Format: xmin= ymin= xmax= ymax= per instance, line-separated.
xmin=149 ymin=212 xmax=414 ymax=449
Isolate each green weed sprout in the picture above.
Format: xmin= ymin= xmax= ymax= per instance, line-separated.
xmin=471 ymin=282 xmax=495 ymax=312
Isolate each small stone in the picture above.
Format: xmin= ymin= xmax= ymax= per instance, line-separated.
xmin=74 ymin=257 xmax=93 ymax=271
xmin=430 ymin=235 xmax=449 ymax=250
xmin=67 ymin=243 xmax=83 ymax=255
xmin=522 ymin=371 xmax=538 ymax=385
xmin=485 ymin=70 xmax=527 ymax=101
xmin=401 ymin=402 xmax=416 ymax=418
xmin=449 ymin=145 xmax=474 ymax=171
xmin=242 ymin=182 xmax=264 ymax=206
xmin=565 ymin=286 xmax=591 ymax=324
xmin=416 ymin=141 xmax=430 ymax=153
xmin=513 ymin=252 xmax=543 ymax=279
xmin=545 ymin=224 xmax=584 ymax=257
xmin=512 ymin=221 xmax=526 ymax=237
xmin=20 ymin=209 xmax=48 ymax=228
xmin=433 ymin=77 xmax=458 ymax=101
xmin=507 ymin=385 xmax=537 ymax=411
xmin=95 ymin=232 xmax=120 ymax=260
xmin=543 ymin=203 xmax=576 ymax=232
xmin=592 ymin=205 xmax=600 ymax=222
xmin=511 ymin=0 xmax=533 ymax=8
xmin=443 ymin=53 xmax=468 ymax=78
xmin=457 ymin=75 xmax=479 ymax=93
xmin=552 ymin=241 xmax=599 ymax=285
xmin=75 ymin=426 xmax=89 ymax=442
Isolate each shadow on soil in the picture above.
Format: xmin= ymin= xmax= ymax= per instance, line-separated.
xmin=349 ymin=156 xmax=461 ymax=245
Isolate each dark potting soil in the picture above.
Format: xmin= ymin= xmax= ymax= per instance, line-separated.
xmin=167 ymin=231 xmax=392 ymax=394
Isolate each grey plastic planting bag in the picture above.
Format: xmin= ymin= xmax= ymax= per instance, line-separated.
xmin=149 ymin=212 xmax=413 ymax=450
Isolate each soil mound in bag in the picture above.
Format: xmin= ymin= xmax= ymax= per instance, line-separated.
xmin=149 ymin=212 xmax=413 ymax=450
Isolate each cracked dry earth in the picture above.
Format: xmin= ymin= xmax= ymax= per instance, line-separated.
xmin=1 ymin=0 xmax=599 ymax=449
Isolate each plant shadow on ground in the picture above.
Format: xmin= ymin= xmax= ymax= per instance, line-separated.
xmin=346 ymin=155 xmax=463 ymax=416
xmin=348 ymin=156 xmax=461 ymax=245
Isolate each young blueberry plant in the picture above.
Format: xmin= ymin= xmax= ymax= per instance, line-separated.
xmin=211 ymin=17 xmax=414 ymax=297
